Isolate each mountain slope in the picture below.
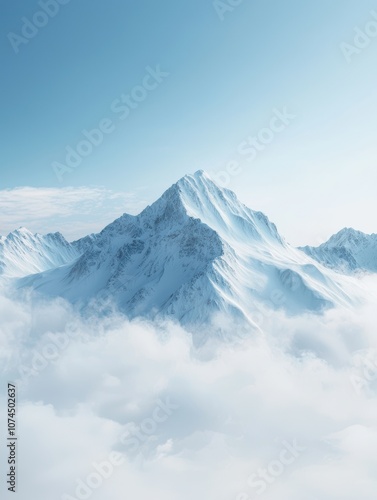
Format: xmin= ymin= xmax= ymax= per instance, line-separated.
xmin=17 ymin=172 xmax=359 ymax=333
xmin=0 ymin=228 xmax=79 ymax=278
xmin=300 ymin=228 xmax=377 ymax=274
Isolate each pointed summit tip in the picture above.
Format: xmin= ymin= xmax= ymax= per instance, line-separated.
xmin=179 ymin=169 xmax=208 ymax=180
xmin=193 ymin=169 xmax=207 ymax=177
xmin=178 ymin=170 xmax=214 ymax=185
xmin=333 ymin=227 xmax=365 ymax=239
xmin=337 ymin=227 xmax=357 ymax=235
xmin=193 ymin=170 xmax=213 ymax=181
xmin=174 ymin=170 xmax=222 ymax=197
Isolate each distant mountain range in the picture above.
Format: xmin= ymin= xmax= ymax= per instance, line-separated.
xmin=1 ymin=171 xmax=374 ymax=334
xmin=300 ymin=228 xmax=377 ymax=274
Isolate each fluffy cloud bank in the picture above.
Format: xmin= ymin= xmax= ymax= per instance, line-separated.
xmin=1 ymin=284 xmax=377 ymax=500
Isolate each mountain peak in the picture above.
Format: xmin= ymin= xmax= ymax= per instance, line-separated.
xmin=333 ymin=227 xmax=364 ymax=237
xmin=170 ymin=170 xmax=282 ymax=246
xmin=176 ymin=169 xmax=205 ymax=179
xmin=176 ymin=170 xmax=228 ymax=199
xmin=301 ymin=227 xmax=377 ymax=274
xmin=326 ymin=228 xmax=375 ymax=248
xmin=135 ymin=170 xmax=284 ymax=250
xmin=177 ymin=169 xmax=219 ymax=187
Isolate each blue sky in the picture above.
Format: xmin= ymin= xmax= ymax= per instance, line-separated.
xmin=1 ymin=0 xmax=377 ymax=244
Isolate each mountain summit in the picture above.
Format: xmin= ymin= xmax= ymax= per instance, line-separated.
xmin=157 ymin=170 xmax=283 ymax=246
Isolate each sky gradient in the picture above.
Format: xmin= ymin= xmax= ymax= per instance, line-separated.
xmin=1 ymin=0 xmax=377 ymax=245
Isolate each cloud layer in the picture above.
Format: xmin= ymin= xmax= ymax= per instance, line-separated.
xmin=1 ymin=283 xmax=377 ymax=499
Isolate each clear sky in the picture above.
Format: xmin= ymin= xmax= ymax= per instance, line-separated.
xmin=1 ymin=0 xmax=377 ymax=245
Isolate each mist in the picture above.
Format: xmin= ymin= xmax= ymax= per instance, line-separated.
xmin=1 ymin=280 xmax=377 ymax=500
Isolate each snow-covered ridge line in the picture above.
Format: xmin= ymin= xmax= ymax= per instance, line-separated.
xmin=0 ymin=227 xmax=80 ymax=278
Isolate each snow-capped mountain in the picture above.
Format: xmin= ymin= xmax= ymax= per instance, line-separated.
xmin=300 ymin=228 xmax=377 ymax=274
xmin=0 ymin=228 xmax=79 ymax=278
xmin=16 ymin=171 xmax=358 ymax=333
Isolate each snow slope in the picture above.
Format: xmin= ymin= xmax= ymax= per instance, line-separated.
xmin=300 ymin=228 xmax=377 ymax=274
xmin=17 ymin=171 xmax=359 ymax=333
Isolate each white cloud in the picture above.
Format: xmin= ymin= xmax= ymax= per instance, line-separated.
xmin=0 ymin=186 xmax=147 ymax=241
xmin=1 ymin=286 xmax=377 ymax=499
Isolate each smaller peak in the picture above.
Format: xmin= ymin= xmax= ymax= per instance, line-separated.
xmin=332 ymin=228 xmax=365 ymax=240
xmin=325 ymin=227 xmax=369 ymax=248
